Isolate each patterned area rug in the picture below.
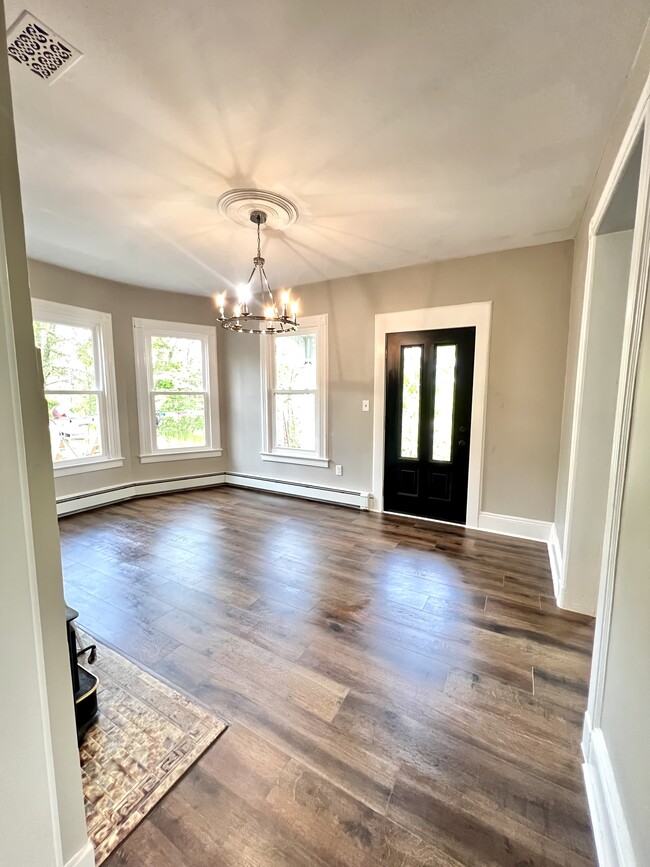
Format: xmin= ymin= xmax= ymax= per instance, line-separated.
xmin=77 ymin=630 xmax=228 ymax=864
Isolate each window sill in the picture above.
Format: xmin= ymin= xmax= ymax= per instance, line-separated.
xmin=139 ymin=448 xmax=223 ymax=464
xmin=260 ymin=452 xmax=329 ymax=468
xmin=53 ymin=457 xmax=125 ymax=477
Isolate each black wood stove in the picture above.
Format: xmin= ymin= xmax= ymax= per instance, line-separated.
xmin=65 ymin=605 xmax=99 ymax=743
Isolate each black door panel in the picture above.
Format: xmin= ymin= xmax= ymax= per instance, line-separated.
xmin=383 ymin=327 xmax=475 ymax=524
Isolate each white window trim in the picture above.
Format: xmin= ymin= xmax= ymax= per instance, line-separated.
xmin=32 ymin=298 xmax=123 ymax=476
xmin=133 ymin=317 xmax=222 ymax=462
xmin=260 ymin=313 xmax=329 ymax=467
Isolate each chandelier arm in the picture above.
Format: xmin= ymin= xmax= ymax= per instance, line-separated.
xmin=246 ymin=264 xmax=257 ymax=284
xmin=260 ymin=267 xmax=274 ymax=305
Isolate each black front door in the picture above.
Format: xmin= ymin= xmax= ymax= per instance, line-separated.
xmin=383 ymin=327 xmax=476 ymax=524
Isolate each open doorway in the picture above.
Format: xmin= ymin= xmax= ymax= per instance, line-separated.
xmin=561 ymin=131 xmax=644 ymax=613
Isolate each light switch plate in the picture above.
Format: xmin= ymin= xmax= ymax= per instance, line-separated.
xmin=362 ymin=400 xmax=370 ymax=412
xmin=335 ymin=465 xmax=342 ymax=476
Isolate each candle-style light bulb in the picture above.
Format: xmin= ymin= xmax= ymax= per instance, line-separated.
xmin=237 ymin=283 xmax=251 ymax=303
xmin=290 ymin=300 xmax=299 ymax=320
xmin=280 ymin=289 xmax=291 ymax=306
xmin=264 ymin=305 xmax=275 ymax=319
xmin=234 ymin=303 xmax=242 ymax=318
xmin=215 ymin=292 xmax=226 ymax=317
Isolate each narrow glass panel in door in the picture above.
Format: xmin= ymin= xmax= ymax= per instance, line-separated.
xmin=432 ymin=344 xmax=457 ymax=462
xmin=400 ymin=345 xmax=423 ymax=459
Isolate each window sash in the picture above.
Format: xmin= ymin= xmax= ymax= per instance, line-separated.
xmin=272 ymin=332 xmax=319 ymax=455
xmin=261 ymin=315 xmax=328 ymax=465
xmin=144 ymin=334 xmax=210 ymax=453
xmin=32 ymin=299 xmax=121 ymax=472
xmin=151 ymin=391 xmax=209 ymax=451
xmin=148 ymin=337 xmax=208 ymax=392
xmin=44 ymin=389 xmax=102 ymax=395
xmin=272 ymin=391 xmax=318 ymax=454
xmin=45 ymin=389 xmax=107 ymax=463
xmin=272 ymin=389 xmax=317 ymax=396
xmin=150 ymin=389 xmax=207 ymax=396
xmin=40 ymin=324 xmax=108 ymax=463
xmin=133 ymin=318 xmax=222 ymax=460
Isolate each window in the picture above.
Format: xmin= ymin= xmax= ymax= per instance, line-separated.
xmin=32 ymin=299 xmax=122 ymax=476
xmin=261 ymin=314 xmax=328 ymax=467
xmin=133 ymin=318 xmax=222 ymax=462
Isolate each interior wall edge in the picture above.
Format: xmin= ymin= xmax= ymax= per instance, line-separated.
xmin=547 ymin=523 xmax=563 ymax=602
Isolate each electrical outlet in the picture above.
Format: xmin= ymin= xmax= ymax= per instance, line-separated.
xmin=362 ymin=399 xmax=370 ymax=412
xmin=335 ymin=465 xmax=343 ymax=476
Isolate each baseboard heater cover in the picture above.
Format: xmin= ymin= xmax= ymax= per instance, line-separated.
xmin=56 ymin=472 xmax=371 ymax=516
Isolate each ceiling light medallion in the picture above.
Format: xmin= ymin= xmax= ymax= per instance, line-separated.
xmin=215 ymin=211 xmax=298 ymax=334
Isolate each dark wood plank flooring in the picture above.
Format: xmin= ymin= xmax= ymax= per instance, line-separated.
xmin=59 ymin=487 xmax=596 ymax=866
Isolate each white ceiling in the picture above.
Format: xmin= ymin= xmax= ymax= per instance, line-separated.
xmin=7 ymin=0 xmax=650 ymax=295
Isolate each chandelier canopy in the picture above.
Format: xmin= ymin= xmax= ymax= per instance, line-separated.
xmin=215 ymin=210 xmax=299 ymax=334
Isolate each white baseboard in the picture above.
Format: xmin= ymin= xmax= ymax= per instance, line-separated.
xmin=582 ymin=714 xmax=637 ymax=867
xmin=548 ymin=523 xmax=564 ymax=601
xmin=56 ymin=472 xmax=370 ymax=516
xmin=65 ymin=840 xmax=95 ymax=867
xmin=477 ymin=511 xmax=552 ymax=543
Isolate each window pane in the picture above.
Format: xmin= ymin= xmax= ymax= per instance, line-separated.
xmin=34 ymin=321 xmax=96 ymax=390
xmin=400 ymin=346 xmax=422 ymax=459
xmin=432 ymin=344 xmax=457 ymax=462
xmin=154 ymin=394 xmax=206 ymax=449
xmin=46 ymin=393 xmax=102 ymax=462
xmin=274 ymin=393 xmax=316 ymax=451
xmin=151 ymin=336 xmax=204 ymax=391
xmin=275 ymin=334 xmax=316 ymax=390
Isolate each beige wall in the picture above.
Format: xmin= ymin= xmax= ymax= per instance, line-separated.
xmin=600 ymin=276 xmax=650 ymax=861
xmin=224 ymin=241 xmax=573 ymax=522
xmin=554 ymin=25 xmax=650 ymax=552
xmin=28 ymin=259 xmax=228 ymax=499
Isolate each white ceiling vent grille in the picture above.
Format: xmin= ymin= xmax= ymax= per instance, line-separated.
xmin=6 ymin=11 xmax=82 ymax=84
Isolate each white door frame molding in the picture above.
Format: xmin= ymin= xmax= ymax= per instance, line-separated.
xmin=371 ymin=301 xmax=492 ymax=528
xmin=585 ymin=97 xmax=650 ymax=734
xmin=560 ymin=82 xmax=650 ymax=613
xmin=570 ymin=80 xmax=650 ymax=867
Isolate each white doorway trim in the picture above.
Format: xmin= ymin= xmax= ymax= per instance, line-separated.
xmin=575 ymin=87 xmax=650 ymax=867
xmin=371 ymin=301 xmax=492 ymax=528
xmin=560 ymin=90 xmax=649 ymax=614
xmin=586 ymin=98 xmax=650 ymax=732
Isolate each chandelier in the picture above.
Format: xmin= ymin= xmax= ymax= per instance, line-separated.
xmin=215 ymin=210 xmax=299 ymax=334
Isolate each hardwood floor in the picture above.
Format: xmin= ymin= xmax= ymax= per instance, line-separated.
xmin=59 ymin=487 xmax=596 ymax=866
